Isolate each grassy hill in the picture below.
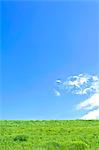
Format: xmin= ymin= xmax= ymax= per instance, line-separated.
xmin=0 ymin=120 xmax=99 ymax=150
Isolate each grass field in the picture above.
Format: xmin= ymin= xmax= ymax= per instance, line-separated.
xmin=0 ymin=120 xmax=99 ymax=150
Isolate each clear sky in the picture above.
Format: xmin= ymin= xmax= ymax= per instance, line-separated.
xmin=1 ymin=1 xmax=99 ymax=120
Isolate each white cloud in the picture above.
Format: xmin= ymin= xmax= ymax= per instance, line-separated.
xmin=77 ymin=93 xmax=99 ymax=119
xmin=56 ymin=79 xmax=62 ymax=84
xmin=77 ymin=93 xmax=99 ymax=110
xmin=55 ymin=74 xmax=99 ymax=95
xmin=54 ymin=89 xmax=61 ymax=96
xmin=81 ymin=109 xmax=99 ymax=120
xmin=55 ymin=73 xmax=99 ymax=120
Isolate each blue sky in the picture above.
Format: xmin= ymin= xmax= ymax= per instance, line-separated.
xmin=1 ymin=1 xmax=99 ymax=119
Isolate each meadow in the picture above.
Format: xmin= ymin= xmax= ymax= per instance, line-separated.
xmin=0 ymin=120 xmax=99 ymax=150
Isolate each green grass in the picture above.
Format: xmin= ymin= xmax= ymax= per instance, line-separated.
xmin=0 ymin=120 xmax=99 ymax=150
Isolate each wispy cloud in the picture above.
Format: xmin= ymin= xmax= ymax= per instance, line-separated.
xmin=54 ymin=89 xmax=61 ymax=96
xmin=55 ymin=74 xmax=99 ymax=119
xmin=55 ymin=74 xmax=99 ymax=95
xmin=81 ymin=109 xmax=99 ymax=120
xmin=77 ymin=93 xmax=99 ymax=110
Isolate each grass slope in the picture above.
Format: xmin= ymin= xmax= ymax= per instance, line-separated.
xmin=0 ymin=120 xmax=99 ymax=150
